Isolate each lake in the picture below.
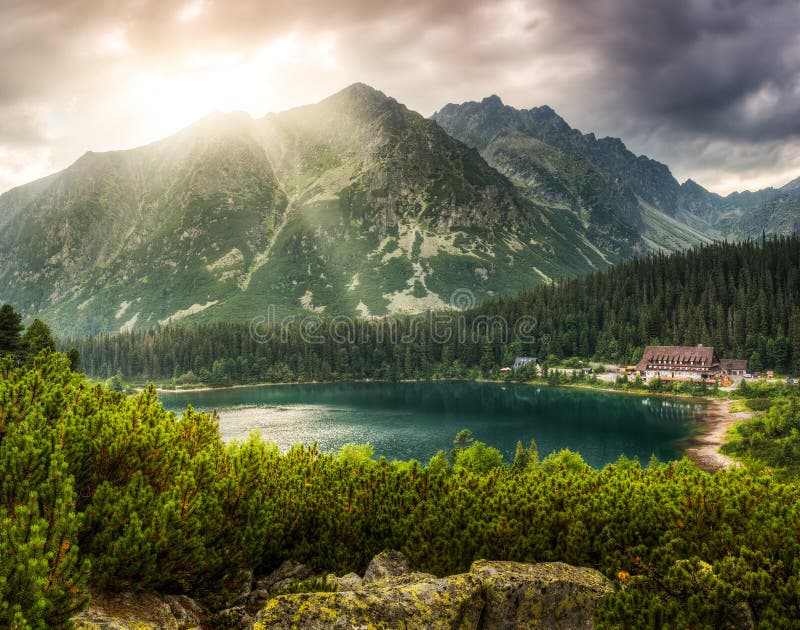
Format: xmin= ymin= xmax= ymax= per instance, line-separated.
xmin=158 ymin=381 xmax=705 ymax=468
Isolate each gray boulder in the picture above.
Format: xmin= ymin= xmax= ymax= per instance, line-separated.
xmin=362 ymin=549 xmax=410 ymax=583
xmin=73 ymin=590 xmax=206 ymax=630
xmin=254 ymin=560 xmax=314 ymax=594
xmin=250 ymin=555 xmax=615 ymax=629
xmin=470 ymin=560 xmax=614 ymax=629
xmin=254 ymin=571 xmax=483 ymax=629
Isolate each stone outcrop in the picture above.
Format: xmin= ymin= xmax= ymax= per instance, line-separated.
xmin=471 ymin=560 xmax=614 ymax=629
xmin=71 ymin=553 xmax=614 ymax=629
xmin=253 ymin=571 xmax=484 ymax=629
xmin=362 ymin=549 xmax=410 ymax=583
xmin=251 ymin=551 xmax=614 ymax=629
xmin=73 ymin=590 xmax=205 ymax=630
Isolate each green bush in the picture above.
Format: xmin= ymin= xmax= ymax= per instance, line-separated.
xmin=0 ymin=354 xmax=89 ymax=628
xmin=4 ymin=353 xmax=800 ymax=627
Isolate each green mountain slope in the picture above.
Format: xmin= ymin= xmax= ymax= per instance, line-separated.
xmin=0 ymin=113 xmax=287 ymax=335
xmin=0 ymin=85 xmax=612 ymax=335
xmin=222 ymin=84 xmax=606 ymax=325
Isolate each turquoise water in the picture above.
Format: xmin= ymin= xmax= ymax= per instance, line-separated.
xmin=159 ymin=381 xmax=703 ymax=468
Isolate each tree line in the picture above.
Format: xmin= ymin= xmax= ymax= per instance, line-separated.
xmin=66 ymin=235 xmax=800 ymax=385
xmin=480 ymin=233 xmax=800 ymax=373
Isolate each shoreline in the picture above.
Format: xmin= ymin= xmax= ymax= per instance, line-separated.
xmin=143 ymin=378 xmax=451 ymax=394
xmin=150 ymin=377 xmax=748 ymax=472
xmin=144 ymin=376 xmax=726 ymax=398
xmin=684 ymin=398 xmax=756 ymax=472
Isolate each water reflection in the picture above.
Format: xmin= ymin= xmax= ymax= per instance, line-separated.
xmin=159 ymin=382 xmax=702 ymax=469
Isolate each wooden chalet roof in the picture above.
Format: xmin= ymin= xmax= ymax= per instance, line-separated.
xmin=720 ymin=359 xmax=748 ymax=371
xmin=635 ymin=345 xmax=720 ymax=372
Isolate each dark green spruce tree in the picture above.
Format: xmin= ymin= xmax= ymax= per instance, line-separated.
xmin=21 ymin=319 xmax=56 ymax=365
xmin=0 ymin=303 xmax=24 ymax=357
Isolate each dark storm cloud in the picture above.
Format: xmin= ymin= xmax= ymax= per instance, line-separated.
xmin=0 ymin=0 xmax=798 ymax=193
xmin=544 ymin=0 xmax=800 ymax=141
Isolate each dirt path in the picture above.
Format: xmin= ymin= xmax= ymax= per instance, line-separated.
xmin=685 ymin=399 xmax=755 ymax=472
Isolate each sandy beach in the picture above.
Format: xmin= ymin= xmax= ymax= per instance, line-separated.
xmin=685 ymin=399 xmax=756 ymax=472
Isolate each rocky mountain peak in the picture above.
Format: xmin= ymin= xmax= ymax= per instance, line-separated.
xmin=480 ymin=94 xmax=504 ymax=108
xmin=781 ymin=175 xmax=800 ymax=192
xmin=323 ymin=82 xmax=394 ymax=108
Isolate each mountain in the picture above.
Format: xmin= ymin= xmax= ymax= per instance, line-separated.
xmin=0 ymin=112 xmax=288 ymax=335
xmin=782 ymin=176 xmax=800 ymax=192
xmin=431 ymin=96 xmax=716 ymax=253
xmin=1 ymin=84 xmax=616 ymax=335
xmin=703 ymin=184 xmax=800 ymax=239
xmin=433 ymin=96 xmax=800 ymax=245
xmin=2 ymin=84 xmax=798 ymax=336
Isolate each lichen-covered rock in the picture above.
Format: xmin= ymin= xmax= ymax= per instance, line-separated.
xmin=253 ymin=571 xmax=483 ymax=629
xmin=326 ymin=571 xmax=363 ymax=591
xmin=73 ymin=590 xmax=205 ymax=629
xmin=470 ymin=560 xmax=614 ymax=629
xmin=362 ymin=549 xmax=410 ymax=583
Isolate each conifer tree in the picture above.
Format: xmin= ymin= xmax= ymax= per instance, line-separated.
xmin=66 ymin=347 xmax=81 ymax=371
xmin=21 ymin=318 xmax=56 ymax=364
xmin=512 ymin=440 xmax=531 ymax=471
xmin=0 ymin=303 xmax=23 ymax=356
xmin=0 ymin=355 xmax=89 ymax=626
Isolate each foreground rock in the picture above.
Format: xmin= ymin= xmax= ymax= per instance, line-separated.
xmin=362 ymin=549 xmax=410 ymax=583
xmin=73 ymin=590 xmax=205 ymax=629
xmin=72 ymin=553 xmax=614 ymax=629
xmin=254 ymin=571 xmax=483 ymax=629
xmin=252 ymin=551 xmax=613 ymax=629
xmin=471 ymin=560 xmax=615 ymax=629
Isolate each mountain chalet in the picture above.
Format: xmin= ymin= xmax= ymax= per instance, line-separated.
xmin=634 ymin=345 xmax=748 ymax=382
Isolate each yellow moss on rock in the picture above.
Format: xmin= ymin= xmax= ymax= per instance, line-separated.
xmin=255 ymin=572 xmax=483 ymax=629
xmin=253 ymin=559 xmax=613 ymax=629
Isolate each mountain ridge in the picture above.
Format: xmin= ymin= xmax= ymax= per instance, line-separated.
xmin=1 ymin=83 xmax=798 ymax=336
xmin=432 ymin=94 xmax=799 ymax=243
xmin=2 ymin=84 xmax=610 ymax=334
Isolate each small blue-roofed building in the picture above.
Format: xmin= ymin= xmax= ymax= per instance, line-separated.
xmin=513 ymin=357 xmax=537 ymax=371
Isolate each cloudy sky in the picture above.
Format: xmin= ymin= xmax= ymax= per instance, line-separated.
xmin=1 ymin=0 xmax=799 ymax=195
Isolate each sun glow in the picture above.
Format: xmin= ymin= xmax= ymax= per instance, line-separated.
xmin=176 ymin=0 xmax=206 ymax=22
xmin=118 ymin=34 xmax=340 ymax=140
